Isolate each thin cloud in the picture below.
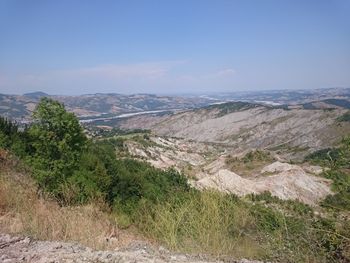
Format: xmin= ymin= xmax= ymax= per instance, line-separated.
xmin=0 ymin=61 xmax=238 ymax=94
xmin=211 ymin=68 xmax=236 ymax=78
xmin=56 ymin=60 xmax=187 ymax=80
xmin=175 ymin=68 xmax=236 ymax=83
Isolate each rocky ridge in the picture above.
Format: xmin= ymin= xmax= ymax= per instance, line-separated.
xmin=193 ymin=162 xmax=332 ymax=205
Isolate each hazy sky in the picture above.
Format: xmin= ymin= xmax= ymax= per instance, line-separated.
xmin=0 ymin=0 xmax=349 ymax=95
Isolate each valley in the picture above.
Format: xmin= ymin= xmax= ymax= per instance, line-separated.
xmin=1 ymin=90 xmax=350 ymax=262
xmin=2 ymin=1 xmax=349 ymax=261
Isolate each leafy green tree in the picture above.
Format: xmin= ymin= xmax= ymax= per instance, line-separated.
xmin=28 ymin=98 xmax=87 ymax=195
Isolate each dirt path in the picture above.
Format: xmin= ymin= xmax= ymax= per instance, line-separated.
xmin=0 ymin=234 xmax=264 ymax=263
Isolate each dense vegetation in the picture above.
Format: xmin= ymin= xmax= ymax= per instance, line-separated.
xmin=337 ymin=111 xmax=350 ymax=122
xmin=0 ymin=98 xmax=189 ymax=209
xmin=306 ymin=137 xmax=350 ymax=211
xmin=84 ymin=125 xmax=150 ymax=138
xmin=1 ymin=98 xmax=350 ymax=262
xmin=203 ymin=101 xmax=260 ymax=117
xmin=323 ymin=99 xmax=350 ymax=109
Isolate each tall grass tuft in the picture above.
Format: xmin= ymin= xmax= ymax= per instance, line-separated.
xmin=137 ymin=191 xmax=265 ymax=259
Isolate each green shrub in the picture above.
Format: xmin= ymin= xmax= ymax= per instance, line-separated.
xmin=337 ymin=111 xmax=350 ymax=122
xmin=250 ymin=204 xmax=283 ymax=232
xmin=0 ymin=116 xmax=30 ymax=157
xmin=111 ymin=159 xmax=189 ymax=215
xmin=322 ymin=191 xmax=350 ymax=211
xmin=63 ymin=150 xmax=112 ymax=204
xmin=242 ymin=150 xmax=272 ymax=163
xmin=305 ymin=148 xmax=340 ymax=166
xmin=306 ymin=137 xmax=350 ymax=211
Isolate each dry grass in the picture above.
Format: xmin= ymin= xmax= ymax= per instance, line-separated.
xmin=0 ymin=165 xmax=138 ymax=250
xmin=225 ymin=150 xmax=274 ymax=177
xmin=137 ymin=191 xmax=265 ymax=259
xmin=136 ymin=189 xmax=346 ymax=262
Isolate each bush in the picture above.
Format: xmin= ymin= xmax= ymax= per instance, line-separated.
xmin=306 ymin=137 xmax=350 ymax=211
xmin=337 ymin=111 xmax=350 ymax=122
xmin=111 ymin=159 xmax=189 ymax=215
xmin=250 ymin=204 xmax=283 ymax=232
xmin=0 ymin=116 xmax=30 ymax=157
xmin=242 ymin=150 xmax=272 ymax=163
xmin=305 ymin=148 xmax=340 ymax=167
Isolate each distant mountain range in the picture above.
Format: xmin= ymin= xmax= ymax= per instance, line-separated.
xmin=23 ymin=91 xmax=50 ymax=99
xmin=200 ymin=87 xmax=350 ymax=105
xmin=1 ymin=87 xmax=350 ymax=121
xmin=0 ymin=92 xmax=215 ymax=120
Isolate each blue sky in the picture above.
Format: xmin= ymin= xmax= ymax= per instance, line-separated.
xmin=0 ymin=0 xmax=349 ymax=95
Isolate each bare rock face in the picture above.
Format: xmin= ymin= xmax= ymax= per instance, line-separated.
xmin=125 ymin=137 xmax=208 ymax=171
xmin=194 ymin=162 xmax=332 ymax=205
xmin=0 ymin=234 xmax=264 ymax=263
xmin=260 ymin=161 xmax=300 ymax=174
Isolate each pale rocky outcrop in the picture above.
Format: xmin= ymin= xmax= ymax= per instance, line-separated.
xmin=194 ymin=162 xmax=332 ymax=205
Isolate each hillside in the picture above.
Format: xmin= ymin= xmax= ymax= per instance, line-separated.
xmin=0 ymin=93 xmax=215 ymax=121
xmin=119 ymin=102 xmax=350 ymax=160
xmin=205 ymin=87 xmax=350 ymax=105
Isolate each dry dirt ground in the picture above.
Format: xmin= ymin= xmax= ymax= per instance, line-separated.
xmin=0 ymin=234 xmax=263 ymax=263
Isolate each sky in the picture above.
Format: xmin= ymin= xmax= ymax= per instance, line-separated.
xmin=0 ymin=0 xmax=349 ymax=95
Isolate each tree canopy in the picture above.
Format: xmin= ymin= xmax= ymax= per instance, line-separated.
xmin=28 ymin=98 xmax=87 ymax=195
